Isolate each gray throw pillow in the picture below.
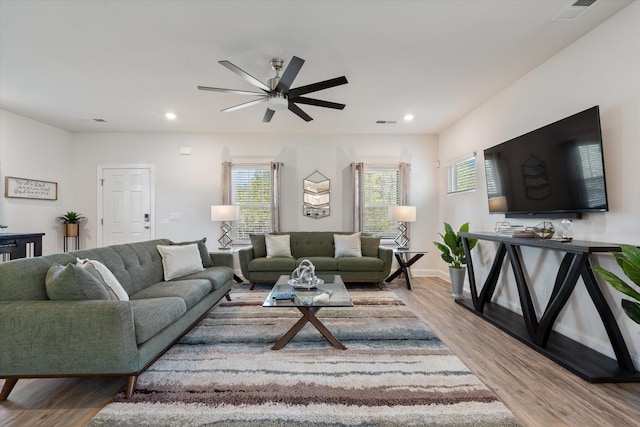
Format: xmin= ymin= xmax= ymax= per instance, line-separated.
xmin=173 ymin=237 xmax=214 ymax=267
xmin=361 ymin=235 xmax=381 ymax=257
xmin=250 ymin=234 xmax=267 ymax=258
xmin=45 ymin=263 xmax=111 ymax=301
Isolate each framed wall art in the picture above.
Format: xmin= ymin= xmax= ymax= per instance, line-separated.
xmin=4 ymin=176 xmax=58 ymax=200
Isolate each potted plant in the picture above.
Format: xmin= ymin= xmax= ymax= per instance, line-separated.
xmin=433 ymin=222 xmax=478 ymax=298
xmin=0 ymin=224 xmax=7 ymax=234
xmin=56 ymin=211 xmax=86 ymax=237
xmin=592 ymin=244 xmax=640 ymax=324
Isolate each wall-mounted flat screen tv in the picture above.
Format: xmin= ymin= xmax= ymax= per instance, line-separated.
xmin=483 ymin=106 xmax=608 ymax=219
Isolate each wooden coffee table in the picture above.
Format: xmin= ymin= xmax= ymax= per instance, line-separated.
xmin=263 ymin=275 xmax=353 ymax=350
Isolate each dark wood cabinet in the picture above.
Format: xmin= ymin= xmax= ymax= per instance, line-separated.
xmin=0 ymin=233 xmax=45 ymax=261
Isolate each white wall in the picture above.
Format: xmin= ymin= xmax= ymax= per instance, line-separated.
xmin=0 ymin=110 xmax=75 ymax=254
xmin=438 ymin=3 xmax=640 ymax=361
xmin=70 ymin=132 xmax=441 ymax=273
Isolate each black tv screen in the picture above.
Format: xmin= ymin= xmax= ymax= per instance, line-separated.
xmin=484 ymin=106 xmax=608 ymax=218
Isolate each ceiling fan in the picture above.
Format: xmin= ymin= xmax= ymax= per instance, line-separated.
xmin=197 ymin=56 xmax=348 ymax=122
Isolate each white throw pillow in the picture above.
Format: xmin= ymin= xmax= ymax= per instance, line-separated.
xmin=265 ymin=234 xmax=292 ymax=258
xmin=334 ymin=233 xmax=362 ymax=258
xmin=156 ymin=243 xmax=205 ymax=280
xmin=76 ymin=258 xmax=129 ymax=301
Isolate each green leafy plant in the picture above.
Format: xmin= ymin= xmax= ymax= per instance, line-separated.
xmin=56 ymin=211 xmax=86 ymax=224
xmin=433 ymin=222 xmax=478 ymax=268
xmin=0 ymin=224 xmax=7 ymax=229
xmin=593 ymin=244 xmax=640 ymax=324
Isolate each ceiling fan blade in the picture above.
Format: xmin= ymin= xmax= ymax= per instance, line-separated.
xmin=263 ymin=108 xmax=275 ymax=123
xmin=219 ymin=60 xmax=270 ymax=92
xmin=288 ymin=102 xmax=313 ymax=122
xmin=276 ymin=56 xmax=305 ymax=93
xmin=197 ymin=86 xmax=265 ymax=96
xmin=221 ymin=97 xmax=267 ymax=113
xmin=288 ymin=76 xmax=348 ymax=98
xmin=290 ymin=96 xmax=345 ymax=110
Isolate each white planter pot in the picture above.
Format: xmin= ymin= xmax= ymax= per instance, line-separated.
xmin=449 ymin=266 xmax=466 ymax=298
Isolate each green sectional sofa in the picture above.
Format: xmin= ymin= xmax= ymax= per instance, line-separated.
xmin=238 ymin=231 xmax=393 ymax=288
xmin=0 ymin=238 xmax=234 ymax=401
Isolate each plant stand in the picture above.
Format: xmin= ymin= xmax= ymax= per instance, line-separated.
xmin=63 ymin=224 xmax=80 ymax=252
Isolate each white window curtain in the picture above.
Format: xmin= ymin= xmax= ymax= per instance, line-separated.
xmin=351 ymin=162 xmax=364 ymax=231
xmin=270 ymin=161 xmax=282 ymax=232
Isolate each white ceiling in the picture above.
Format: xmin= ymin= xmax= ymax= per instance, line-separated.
xmin=0 ymin=0 xmax=633 ymax=135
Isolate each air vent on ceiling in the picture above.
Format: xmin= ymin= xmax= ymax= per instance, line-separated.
xmin=376 ymin=120 xmax=398 ymax=124
xmin=93 ymin=118 xmax=107 ymax=122
xmin=553 ymin=0 xmax=598 ymax=21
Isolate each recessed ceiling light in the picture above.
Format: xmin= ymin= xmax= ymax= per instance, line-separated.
xmin=404 ymin=114 xmax=414 ymax=122
xmin=165 ymin=112 xmax=177 ymax=120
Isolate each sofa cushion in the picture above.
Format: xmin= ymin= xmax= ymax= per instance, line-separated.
xmin=298 ymin=257 xmax=338 ymax=271
xmin=334 ymin=233 xmax=362 ymax=258
xmin=173 ymin=237 xmax=214 ymax=268
xmin=45 ymin=264 xmax=111 ymax=301
xmin=177 ymin=267 xmax=234 ymax=291
xmin=130 ymin=279 xmax=212 ymax=310
xmin=130 ymin=297 xmax=187 ymax=344
xmin=337 ymin=256 xmax=385 ymax=272
xmin=265 ymin=234 xmax=292 ymax=258
xmin=77 ymin=258 xmax=129 ymax=301
xmin=361 ymin=235 xmax=381 ymax=257
xmin=249 ymin=257 xmax=296 ymax=272
xmin=157 ymin=243 xmax=204 ymax=280
xmin=250 ymin=234 xmax=267 ymax=258
xmin=72 ymin=239 xmax=172 ymax=296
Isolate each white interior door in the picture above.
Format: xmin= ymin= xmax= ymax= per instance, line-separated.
xmin=100 ymin=167 xmax=153 ymax=246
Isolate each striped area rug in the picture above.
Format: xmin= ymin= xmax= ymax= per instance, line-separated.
xmin=87 ymin=289 xmax=520 ymax=426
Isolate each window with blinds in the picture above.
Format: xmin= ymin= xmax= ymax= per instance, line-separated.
xmin=363 ymin=167 xmax=400 ymax=238
xmin=447 ymin=155 xmax=477 ymax=194
xmin=578 ymin=143 xmax=606 ymax=208
xmin=230 ymin=165 xmax=272 ymax=240
xmin=484 ymin=158 xmax=499 ymax=198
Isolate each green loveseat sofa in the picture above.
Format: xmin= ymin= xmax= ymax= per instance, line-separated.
xmin=0 ymin=238 xmax=234 ymax=401
xmin=238 ymin=232 xmax=393 ymax=288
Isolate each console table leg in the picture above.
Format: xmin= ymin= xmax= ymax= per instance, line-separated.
xmin=582 ymin=260 xmax=635 ymax=371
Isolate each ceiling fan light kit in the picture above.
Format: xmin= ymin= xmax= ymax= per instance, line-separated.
xmin=267 ymin=93 xmax=288 ymax=111
xmin=198 ymin=55 xmax=348 ymax=122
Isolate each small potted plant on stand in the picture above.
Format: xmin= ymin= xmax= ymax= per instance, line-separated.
xmin=593 ymin=245 xmax=640 ymax=324
xmin=56 ymin=211 xmax=86 ymax=237
xmin=433 ymin=222 xmax=477 ymax=298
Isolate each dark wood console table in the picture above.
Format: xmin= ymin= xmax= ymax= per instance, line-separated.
xmin=458 ymin=231 xmax=640 ymax=383
xmin=0 ymin=232 xmax=45 ymax=261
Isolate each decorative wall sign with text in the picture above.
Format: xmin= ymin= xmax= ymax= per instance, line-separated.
xmin=4 ymin=176 xmax=58 ymax=200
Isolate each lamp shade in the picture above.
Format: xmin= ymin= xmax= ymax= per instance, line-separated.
xmin=390 ymin=205 xmax=416 ymax=222
xmin=211 ymin=205 xmax=239 ymax=221
xmin=488 ymin=196 xmax=508 ymax=212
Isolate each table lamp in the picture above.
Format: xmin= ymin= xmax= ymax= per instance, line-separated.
xmin=390 ymin=205 xmax=416 ymax=248
xmin=211 ymin=205 xmax=239 ymax=249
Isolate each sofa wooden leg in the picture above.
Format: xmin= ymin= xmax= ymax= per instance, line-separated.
xmin=125 ymin=375 xmax=138 ymax=399
xmin=249 ymin=282 xmax=256 ymax=290
xmin=377 ymin=282 xmax=384 ymax=290
xmin=225 ymin=292 xmax=232 ymax=301
xmin=0 ymin=377 xmax=19 ymax=401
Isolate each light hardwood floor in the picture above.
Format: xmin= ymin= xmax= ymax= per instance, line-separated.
xmin=2 ymin=277 xmax=640 ymax=426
